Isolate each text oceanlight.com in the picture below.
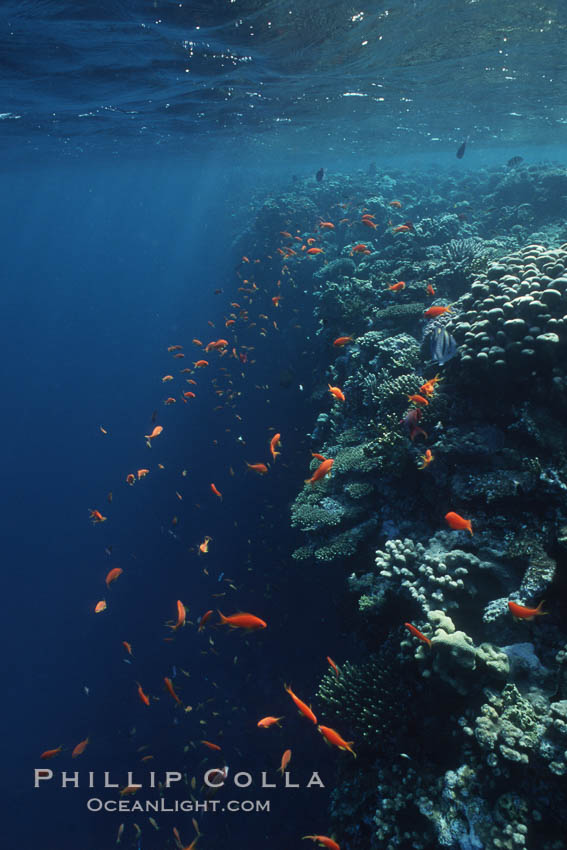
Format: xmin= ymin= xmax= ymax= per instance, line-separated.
xmin=86 ymin=798 xmax=271 ymax=813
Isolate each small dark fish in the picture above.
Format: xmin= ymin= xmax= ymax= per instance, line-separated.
xmin=279 ymin=367 xmax=293 ymax=388
xmin=430 ymin=327 xmax=458 ymax=365
xmin=456 ymin=139 xmax=467 ymax=159
xmin=151 ymin=409 xmax=158 ymax=424
xmin=507 ymin=156 xmax=523 ymax=168
xmin=316 ymin=167 xmax=324 ymax=182
xmin=403 ymin=220 xmax=414 ymax=231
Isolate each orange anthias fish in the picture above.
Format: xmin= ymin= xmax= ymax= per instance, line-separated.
xmin=361 ymin=218 xmax=377 ymax=229
xmin=317 ymin=724 xmax=356 ymax=757
xmin=94 ymin=600 xmax=107 ymax=614
xmin=508 ymin=600 xmax=547 ymax=621
xmin=306 ymin=458 xmax=334 ymax=486
xmin=284 ymin=684 xmax=317 ymax=724
xmin=119 ymin=785 xmax=140 ymax=798
xmin=402 ymin=408 xmax=428 ymax=442
xmin=137 ymin=468 xmax=149 ymax=480
xmin=328 ymin=384 xmax=345 ymax=402
xmin=424 ymin=305 xmax=452 ymax=318
xmin=303 ymin=837 xmax=341 ymax=850
xmin=405 ymin=622 xmax=432 ymax=647
xmin=350 ymin=243 xmax=371 ymax=255
xmin=40 ymin=746 xmax=63 ymax=760
xmin=333 ymin=336 xmax=353 ymax=347
xmin=198 ymin=609 xmax=213 ymax=631
xmin=408 ymin=393 xmax=429 ymax=406
xmin=445 ymin=511 xmax=473 ymax=535
xmin=89 ymin=509 xmax=107 ymax=524
xmin=169 ymin=600 xmax=187 ymax=631
xmin=201 ymin=740 xmax=222 ymax=751
xmin=278 ymin=748 xmax=292 ymax=775
xmin=306 ymin=237 xmax=316 ymax=246
xmin=420 ymin=373 xmax=443 ymax=397
xmin=392 ymin=225 xmax=411 ymax=233
xmin=164 ymin=677 xmax=182 ymax=705
xmin=145 ymin=425 xmax=163 ymax=440
xmin=122 ymin=640 xmax=133 ymax=655
xmin=194 ymin=360 xmax=209 ymax=368
xmin=210 ymin=483 xmax=223 ymax=500
xmin=417 ymin=449 xmax=434 ymax=470
xmin=319 ymin=221 xmax=335 ymax=230
xmin=389 ymin=200 xmax=402 ymax=208
xmin=71 ymin=737 xmax=89 ymax=759
xmin=257 ymin=716 xmax=284 ymax=728
xmin=162 ymin=374 xmax=174 ymax=383
xmin=218 ymin=611 xmax=267 ymax=630
xmin=205 ymin=339 xmax=228 ymax=351
xmin=388 ymin=281 xmax=405 ymax=291
xmin=306 ymin=247 xmax=324 ymax=255
xmin=272 ymin=295 xmax=283 ymax=307
xmin=426 ymin=284 xmax=436 ymax=296
xmin=270 ymin=433 xmax=282 ymax=462
xmin=198 ymin=535 xmax=212 ymax=554
xmin=246 ymin=462 xmax=269 ymax=475
xmin=136 ymin=682 xmax=150 ymax=707
xmin=326 ymin=656 xmax=340 ymax=677
xmin=126 ymin=473 xmax=135 ymax=485
xmin=105 ymin=567 xmax=123 ymax=587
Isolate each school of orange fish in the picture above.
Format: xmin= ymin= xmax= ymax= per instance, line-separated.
xmin=39 ymin=203 xmax=545 ymax=850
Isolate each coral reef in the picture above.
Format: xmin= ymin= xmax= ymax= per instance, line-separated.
xmin=275 ymin=162 xmax=567 ymax=848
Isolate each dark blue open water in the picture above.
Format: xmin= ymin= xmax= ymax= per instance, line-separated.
xmin=3 ymin=3 xmax=567 ymax=850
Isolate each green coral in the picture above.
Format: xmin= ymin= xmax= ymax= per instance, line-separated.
xmin=333 ymin=442 xmax=385 ymax=475
xmin=317 ymin=647 xmax=412 ymax=747
xmin=373 ymin=301 xmax=425 ymax=325
xmin=313 ymin=516 xmax=378 ymax=562
xmin=344 ymin=481 xmax=374 ymax=499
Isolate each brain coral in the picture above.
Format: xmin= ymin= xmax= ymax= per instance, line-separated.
xmin=447 ymin=243 xmax=567 ymax=383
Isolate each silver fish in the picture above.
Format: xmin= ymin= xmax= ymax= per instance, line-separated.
xmin=430 ymin=327 xmax=458 ymax=365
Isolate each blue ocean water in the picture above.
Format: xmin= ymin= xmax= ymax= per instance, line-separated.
xmin=3 ymin=2 xmax=567 ymax=850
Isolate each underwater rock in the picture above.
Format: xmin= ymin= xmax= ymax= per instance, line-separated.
xmin=501 ymin=642 xmax=550 ymax=687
